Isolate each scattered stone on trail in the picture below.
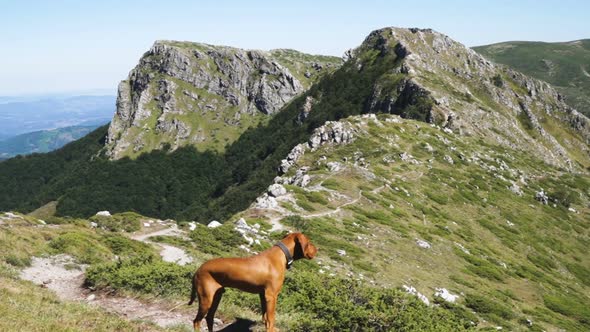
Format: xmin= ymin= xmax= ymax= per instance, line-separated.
xmin=336 ymin=249 xmax=347 ymax=256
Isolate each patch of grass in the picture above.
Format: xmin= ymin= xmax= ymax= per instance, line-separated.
xmin=188 ymin=223 xmax=246 ymax=256
xmin=543 ymin=293 xmax=590 ymax=328
xmin=48 ymin=232 xmax=113 ymax=264
xmin=85 ymin=253 xmax=193 ymax=298
xmin=566 ymin=262 xmax=590 ymax=286
xmin=322 ymin=178 xmax=343 ymax=190
xmin=88 ymin=212 xmax=142 ymax=232
xmin=465 ymin=293 xmax=515 ymax=321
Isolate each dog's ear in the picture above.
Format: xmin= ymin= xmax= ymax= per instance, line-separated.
xmin=295 ymin=233 xmax=309 ymax=255
xmin=295 ymin=233 xmax=316 ymax=259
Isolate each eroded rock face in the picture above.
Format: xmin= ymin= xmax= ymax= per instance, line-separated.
xmin=105 ymin=41 xmax=341 ymax=159
xmin=355 ymin=27 xmax=590 ymax=171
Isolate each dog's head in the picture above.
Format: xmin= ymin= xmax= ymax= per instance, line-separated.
xmin=289 ymin=232 xmax=317 ymax=260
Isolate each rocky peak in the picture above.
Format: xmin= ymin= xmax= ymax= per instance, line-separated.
xmin=104 ymin=40 xmax=341 ymax=159
xmin=352 ymin=27 xmax=590 ymax=171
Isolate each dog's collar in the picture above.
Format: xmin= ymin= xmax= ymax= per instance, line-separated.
xmin=275 ymin=242 xmax=294 ymax=269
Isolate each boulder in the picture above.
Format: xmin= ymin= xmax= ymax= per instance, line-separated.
xmin=255 ymin=194 xmax=278 ymax=209
xmin=434 ymin=288 xmax=459 ymax=303
xmin=268 ymin=184 xmax=287 ymax=197
xmin=207 ymin=220 xmax=222 ymax=228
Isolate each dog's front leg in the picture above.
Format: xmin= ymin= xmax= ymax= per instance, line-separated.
xmin=263 ymin=289 xmax=278 ymax=332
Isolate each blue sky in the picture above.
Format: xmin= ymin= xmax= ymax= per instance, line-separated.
xmin=1 ymin=0 xmax=588 ymax=95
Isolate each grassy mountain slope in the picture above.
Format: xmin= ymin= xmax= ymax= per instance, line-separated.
xmin=0 ymin=125 xmax=99 ymax=159
xmin=235 ymin=113 xmax=589 ymax=330
xmin=0 ymin=27 xmax=589 ymax=331
xmin=0 ymin=28 xmax=588 ymax=223
xmin=474 ymin=40 xmax=590 ymax=117
xmin=104 ymin=41 xmax=342 ymax=159
xmin=0 ymin=212 xmax=473 ymax=331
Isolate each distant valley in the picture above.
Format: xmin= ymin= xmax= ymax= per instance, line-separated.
xmin=0 ymin=94 xmax=114 ymax=141
xmin=0 ymin=125 xmax=102 ymax=159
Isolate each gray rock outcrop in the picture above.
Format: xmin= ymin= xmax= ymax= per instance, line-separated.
xmin=105 ymin=41 xmax=341 ymax=159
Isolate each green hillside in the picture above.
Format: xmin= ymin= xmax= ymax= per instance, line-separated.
xmin=0 ymin=125 xmax=99 ymax=159
xmin=474 ymin=40 xmax=590 ymax=116
xmin=0 ymin=27 xmax=589 ymax=331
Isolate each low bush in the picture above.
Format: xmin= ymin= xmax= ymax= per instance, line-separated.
xmin=544 ymin=294 xmax=590 ymax=327
xmin=189 ymin=223 xmax=246 ymax=256
xmin=85 ymin=253 xmax=193 ymax=297
xmin=465 ymin=293 xmax=514 ymax=321
xmin=88 ymin=212 xmax=142 ymax=232
xmin=280 ymin=271 xmax=473 ymax=331
xmin=48 ymin=232 xmax=112 ymax=264
xmin=566 ymin=262 xmax=590 ymax=286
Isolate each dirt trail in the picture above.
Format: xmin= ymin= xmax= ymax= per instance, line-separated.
xmin=132 ymin=225 xmax=193 ymax=266
xmin=18 ymin=225 xmax=208 ymax=330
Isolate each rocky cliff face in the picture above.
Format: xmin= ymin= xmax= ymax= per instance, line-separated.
xmin=355 ymin=28 xmax=589 ymax=171
xmin=105 ymin=41 xmax=341 ymax=159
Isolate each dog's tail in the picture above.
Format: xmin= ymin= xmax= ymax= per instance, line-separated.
xmin=188 ymin=272 xmax=197 ymax=305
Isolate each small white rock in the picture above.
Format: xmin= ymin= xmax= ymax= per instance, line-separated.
xmin=207 ymin=220 xmax=222 ymax=228
xmin=416 ymin=239 xmax=431 ymax=249
xmin=95 ymin=211 xmax=111 ymax=217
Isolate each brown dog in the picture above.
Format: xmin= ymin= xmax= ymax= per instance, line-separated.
xmin=188 ymin=232 xmax=317 ymax=331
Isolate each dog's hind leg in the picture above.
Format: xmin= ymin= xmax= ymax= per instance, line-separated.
xmin=206 ymin=288 xmax=224 ymax=332
xmin=193 ymin=280 xmax=221 ymax=331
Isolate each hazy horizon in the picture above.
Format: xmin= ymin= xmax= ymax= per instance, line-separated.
xmin=1 ymin=0 xmax=589 ymax=95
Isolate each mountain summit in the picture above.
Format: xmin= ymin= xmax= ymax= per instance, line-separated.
xmin=355 ymin=28 xmax=589 ymax=170
xmin=104 ymin=41 xmax=341 ymax=159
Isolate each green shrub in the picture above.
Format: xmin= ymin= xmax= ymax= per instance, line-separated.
xmin=465 ymin=293 xmax=514 ymax=321
xmin=280 ymin=271 xmax=473 ymax=331
xmin=281 ymin=215 xmax=306 ymax=230
xmin=189 ymin=223 xmax=246 ymax=256
xmin=88 ymin=212 xmax=142 ymax=232
xmin=297 ymin=200 xmax=316 ymax=212
xmin=100 ymin=234 xmax=156 ymax=259
xmin=566 ymin=262 xmax=590 ymax=286
xmin=48 ymin=232 xmax=112 ymax=264
xmin=527 ymin=253 xmax=557 ymax=271
xmin=5 ymin=254 xmax=31 ymax=267
xmin=85 ymin=253 xmax=193 ymax=297
xmin=544 ymin=294 xmax=590 ymax=327
xmin=322 ymin=178 xmax=343 ymax=190
xmin=304 ymin=191 xmax=328 ymax=205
